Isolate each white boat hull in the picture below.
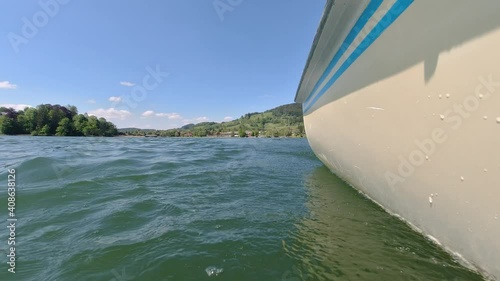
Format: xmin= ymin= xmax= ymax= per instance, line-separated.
xmin=296 ymin=0 xmax=500 ymax=279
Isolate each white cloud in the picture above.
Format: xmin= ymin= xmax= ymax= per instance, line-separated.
xmin=0 ymin=81 xmax=17 ymax=90
xmin=0 ymin=104 xmax=32 ymax=110
xmin=142 ymin=110 xmax=155 ymax=117
xmin=156 ymin=112 xmax=181 ymax=119
xmin=87 ymin=99 xmax=96 ymax=104
xmin=109 ymin=96 xmax=122 ymax=102
xmin=88 ymin=108 xmax=131 ymax=120
xmin=142 ymin=110 xmax=182 ymax=120
xmin=195 ymin=117 xmax=209 ymax=123
xmin=120 ymin=81 xmax=135 ymax=87
xmin=223 ymin=116 xmax=233 ymax=121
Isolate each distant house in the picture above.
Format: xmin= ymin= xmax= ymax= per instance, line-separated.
xmin=220 ymin=132 xmax=233 ymax=138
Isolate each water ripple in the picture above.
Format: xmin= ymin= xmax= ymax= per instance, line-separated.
xmin=0 ymin=136 xmax=485 ymax=281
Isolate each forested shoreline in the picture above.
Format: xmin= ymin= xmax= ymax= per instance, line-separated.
xmin=120 ymin=103 xmax=306 ymax=138
xmin=0 ymin=104 xmax=118 ymax=136
xmin=1 ymin=103 xmax=305 ymax=138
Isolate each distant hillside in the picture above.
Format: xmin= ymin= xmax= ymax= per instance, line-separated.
xmin=119 ymin=128 xmax=156 ymax=133
xmin=119 ymin=103 xmax=305 ymax=137
xmin=264 ymin=103 xmax=303 ymax=117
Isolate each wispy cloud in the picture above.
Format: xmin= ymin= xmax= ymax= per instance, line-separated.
xmin=119 ymin=81 xmax=135 ymax=87
xmin=142 ymin=110 xmax=155 ymax=117
xmin=142 ymin=110 xmax=182 ymax=120
xmin=195 ymin=117 xmax=209 ymax=123
xmin=109 ymin=96 xmax=122 ymax=102
xmin=156 ymin=112 xmax=181 ymax=119
xmin=88 ymin=108 xmax=131 ymax=120
xmin=86 ymin=99 xmax=96 ymax=104
xmin=0 ymin=104 xmax=32 ymax=110
xmin=0 ymin=81 xmax=17 ymax=90
xmin=223 ymin=116 xmax=233 ymax=121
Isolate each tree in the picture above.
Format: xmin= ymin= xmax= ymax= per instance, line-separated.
xmin=83 ymin=116 xmax=100 ymax=136
xmin=16 ymin=114 xmax=28 ymax=134
xmin=194 ymin=128 xmax=208 ymax=137
xmin=0 ymin=116 xmax=15 ymax=134
xmin=102 ymin=121 xmax=118 ymax=136
xmin=238 ymin=127 xmax=247 ymax=138
xmin=23 ymin=107 xmax=38 ymax=134
xmin=0 ymin=107 xmax=18 ymax=119
xmin=298 ymin=124 xmax=305 ymax=134
xmin=40 ymin=124 xmax=51 ymax=136
xmin=67 ymin=105 xmax=78 ymax=118
xmin=48 ymin=106 xmax=66 ymax=135
xmin=73 ymin=114 xmax=88 ymax=135
xmin=56 ymin=118 xmax=73 ymax=136
xmin=35 ymin=104 xmax=51 ymax=132
xmin=0 ymin=104 xmax=119 ymax=137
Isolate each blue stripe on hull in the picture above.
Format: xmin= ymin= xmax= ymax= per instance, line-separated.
xmin=304 ymin=0 xmax=414 ymax=114
xmin=304 ymin=0 xmax=383 ymax=106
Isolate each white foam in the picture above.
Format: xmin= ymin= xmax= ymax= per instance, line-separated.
xmin=205 ymin=266 xmax=223 ymax=277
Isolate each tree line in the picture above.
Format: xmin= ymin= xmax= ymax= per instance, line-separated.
xmin=120 ymin=103 xmax=306 ymax=138
xmin=0 ymin=104 xmax=118 ymax=136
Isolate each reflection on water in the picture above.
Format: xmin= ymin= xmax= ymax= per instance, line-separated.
xmin=283 ymin=167 xmax=483 ymax=281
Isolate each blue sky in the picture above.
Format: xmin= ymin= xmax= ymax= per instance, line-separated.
xmin=0 ymin=0 xmax=325 ymax=129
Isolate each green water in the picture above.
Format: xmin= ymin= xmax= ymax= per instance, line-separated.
xmin=0 ymin=136 xmax=484 ymax=281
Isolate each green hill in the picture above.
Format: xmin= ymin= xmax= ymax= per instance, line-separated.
xmin=118 ymin=128 xmax=157 ymax=134
xmin=119 ymin=103 xmax=305 ymax=137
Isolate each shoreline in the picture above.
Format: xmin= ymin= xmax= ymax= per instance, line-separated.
xmin=0 ymin=134 xmax=306 ymax=139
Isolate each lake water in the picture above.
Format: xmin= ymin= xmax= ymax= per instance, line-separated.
xmin=0 ymin=136 xmax=484 ymax=281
